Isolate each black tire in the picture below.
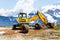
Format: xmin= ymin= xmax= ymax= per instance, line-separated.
xmin=35 ymin=23 xmax=40 ymax=29
xmin=20 ymin=24 xmax=29 ymax=33
xmin=12 ymin=25 xmax=17 ymax=30
xmin=47 ymin=23 xmax=54 ymax=28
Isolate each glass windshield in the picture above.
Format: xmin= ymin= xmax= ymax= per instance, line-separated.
xmin=19 ymin=14 xmax=22 ymax=18
xmin=23 ymin=14 xmax=27 ymax=18
xmin=18 ymin=13 xmax=27 ymax=18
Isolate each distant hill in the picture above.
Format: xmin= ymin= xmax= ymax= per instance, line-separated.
xmin=46 ymin=9 xmax=60 ymax=22
xmin=0 ymin=16 xmax=18 ymax=26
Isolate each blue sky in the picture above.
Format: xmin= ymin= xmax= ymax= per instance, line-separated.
xmin=0 ymin=0 xmax=17 ymax=9
xmin=0 ymin=0 xmax=60 ymax=17
xmin=0 ymin=0 xmax=59 ymax=9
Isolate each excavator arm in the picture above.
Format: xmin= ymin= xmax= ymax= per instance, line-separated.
xmin=29 ymin=10 xmax=54 ymax=28
xmin=37 ymin=10 xmax=48 ymax=24
xmin=29 ymin=10 xmax=48 ymax=24
xmin=29 ymin=15 xmax=38 ymax=21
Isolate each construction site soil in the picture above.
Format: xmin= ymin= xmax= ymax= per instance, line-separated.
xmin=0 ymin=26 xmax=60 ymax=40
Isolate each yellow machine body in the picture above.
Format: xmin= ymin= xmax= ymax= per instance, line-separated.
xmin=16 ymin=13 xmax=29 ymax=24
xmin=16 ymin=10 xmax=48 ymax=25
xmin=17 ymin=18 xmax=29 ymax=23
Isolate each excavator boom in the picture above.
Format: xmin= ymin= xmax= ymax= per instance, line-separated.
xmin=37 ymin=10 xmax=48 ymax=24
xmin=29 ymin=16 xmax=38 ymax=21
xmin=29 ymin=10 xmax=48 ymax=24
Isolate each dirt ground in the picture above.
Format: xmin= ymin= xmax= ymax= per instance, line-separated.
xmin=0 ymin=27 xmax=60 ymax=40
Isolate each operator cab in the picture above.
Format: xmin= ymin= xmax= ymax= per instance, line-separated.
xmin=18 ymin=13 xmax=27 ymax=18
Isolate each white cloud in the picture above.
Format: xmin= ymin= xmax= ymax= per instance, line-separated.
xmin=0 ymin=0 xmax=35 ymax=17
xmin=13 ymin=0 xmax=35 ymax=14
xmin=0 ymin=9 xmax=9 ymax=16
xmin=42 ymin=5 xmax=60 ymax=13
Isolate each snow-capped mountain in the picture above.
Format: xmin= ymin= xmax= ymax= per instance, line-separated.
xmin=47 ymin=9 xmax=60 ymax=22
xmin=0 ymin=16 xmax=18 ymax=26
xmin=41 ymin=5 xmax=60 ymax=23
xmin=42 ymin=9 xmax=60 ymax=22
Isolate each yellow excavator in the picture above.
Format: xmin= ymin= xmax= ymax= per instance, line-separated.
xmin=12 ymin=10 xmax=54 ymax=33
